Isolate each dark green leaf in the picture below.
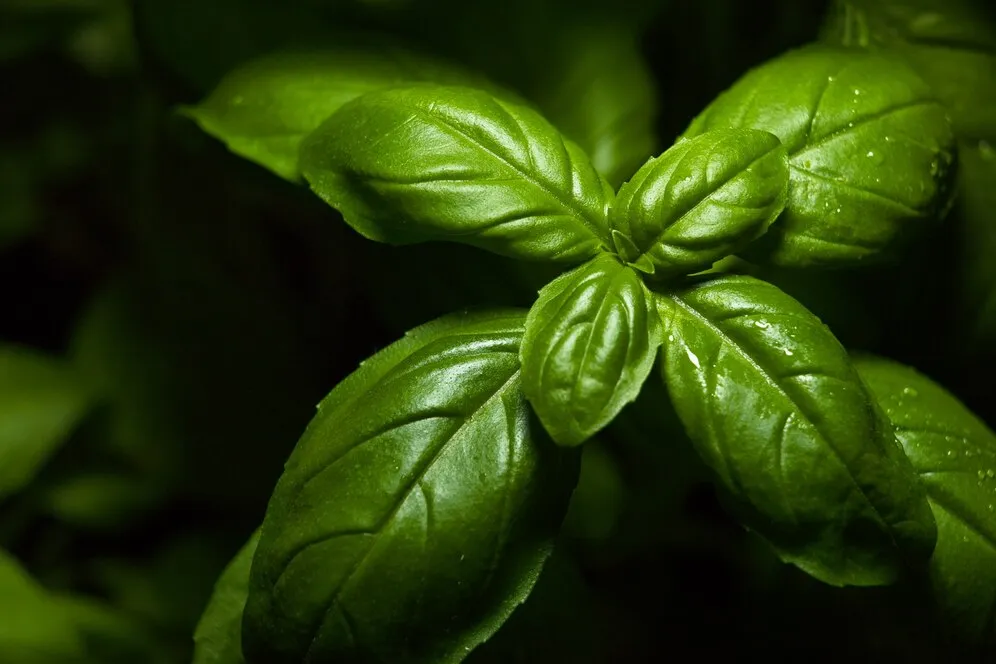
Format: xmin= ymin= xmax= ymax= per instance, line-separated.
xmin=0 ymin=345 xmax=91 ymax=501
xmin=525 ymin=23 xmax=658 ymax=187
xmin=610 ymin=128 xmax=788 ymax=277
xmin=958 ymin=141 xmax=996 ymax=345
xmin=520 ymin=254 xmax=662 ymax=446
xmin=300 ymin=85 xmax=613 ymax=263
xmin=193 ymin=531 xmax=260 ymax=664
xmin=243 ymin=310 xmax=580 ymax=664
xmin=683 ymin=45 xmax=956 ymax=267
xmin=854 ymin=355 xmax=996 ymax=644
xmin=183 ymin=47 xmax=510 ymax=181
xmin=658 ymin=274 xmax=936 ymax=585
xmin=0 ymin=548 xmax=85 ymax=663
xmin=43 ymin=471 xmax=163 ymax=531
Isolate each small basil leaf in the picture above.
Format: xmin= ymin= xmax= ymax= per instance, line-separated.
xmin=243 ymin=310 xmax=580 ymax=664
xmin=300 ymin=85 xmax=613 ymax=263
xmin=683 ymin=45 xmax=956 ymax=267
xmin=193 ymin=531 xmax=260 ymax=664
xmin=182 ymin=47 xmax=511 ymax=181
xmin=610 ymin=128 xmax=788 ymax=277
xmin=659 ymin=274 xmax=936 ymax=586
xmin=520 ymin=254 xmax=663 ymax=447
xmin=854 ymin=356 xmax=996 ymax=644
xmin=0 ymin=345 xmax=92 ymax=501
xmin=525 ymin=23 xmax=658 ymax=187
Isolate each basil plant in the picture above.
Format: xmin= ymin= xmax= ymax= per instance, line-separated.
xmin=183 ymin=20 xmax=996 ymax=663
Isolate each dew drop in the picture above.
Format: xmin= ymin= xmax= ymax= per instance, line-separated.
xmin=988 ymin=469 xmax=995 ymax=478
xmin=853 ymin=88 xmax=861 ymax=95
xmin=847 ymin=122 xmax=854 ymax=128
xmin=754 ymin=320 xmax=770 ymax=329
xmin=827 ymin=75 xmax=836 ymax=82
xmin=866 ymin=150 xmax=875 ymax=158
xmin=978 ymin=470 xmax=986 ymax=480
xmin=784 ymin=349 xmax=794 ymax=356
xmin=947 ymin=450 xmax=954 ymax=456
xmin=685 ymin=347 xmax=701 ymax=369
xmin=902 ymin=387 xmax=919 ymax=397
xmin=668 ymin=334 xmax=675 ymax=342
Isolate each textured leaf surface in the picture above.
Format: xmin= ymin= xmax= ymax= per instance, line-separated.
xmin=659 ymin=275 xmax=936 ymax=585
xmin=527 ymin=23 xmax=658 ymax=187
xmin=520 ymin=254 xmax=662 ymax=446
xmin=243 ymin=310 xmax=579 ymax=664
xmin=610 ymin=128 xmax=788 ymax=277
xmin=193 ymin=531 xmax=259 ymax=664
xmin=683 ymin=45 xmax=955 ymax=267
xmin=183 ymin=48 xmax=504 ymax=181
xmin=855 ymin=356 xmax=996 ymax=645
xmin=0 ymin=345 xmax=91 ymax=501
xmin=301 ymin=85 xmax=613 ymax=263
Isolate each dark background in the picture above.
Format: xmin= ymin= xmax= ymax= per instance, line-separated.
xmin=2 ymin=0 xmax=994 ymax=661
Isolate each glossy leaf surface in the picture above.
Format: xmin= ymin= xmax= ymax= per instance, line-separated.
xmin=520 ymin=254 xmax=662 ymax=446
xmin=0 ymin=345 xmax=91 ymax=501
xmin=527 ymin=23 xmax=658 ymax=187
xmin=683 ymin=45 xmax=956 ymax=267
xmin=659 ymin=275 xmax=936 ymax=585
xmin=610 ymin=128 xmax=788 ymax=277
xmin=193 ymin=531 xmax=259 ymax=664
xmin=301 ymin=85 xmax=613 ymax=263
xmin=243 ymin=310 xmax=579 ymax=664
xmin=855 ymin=356 xmax=996 ymax=644
xmin=183 ymin=48 xmax=504 ymax=181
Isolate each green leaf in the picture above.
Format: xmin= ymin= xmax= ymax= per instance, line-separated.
xmin=958 ymin=141 xmax=996 ymax=345
xmin=610 ymin=128 xmax=788 ymax=277
xmin=0 ymin=345 xmax=91 ymax=501
xmin=300 ymin=85 xmax=613 ymax=263
xmin=193 ymin=531 xmax=260 ymax=664
xmin=520 ymin=254 xmax=662 ymax=446
xmin=683 ymin=45 xmax=956 ymax=267
xmin=182 ymin=47 xmax=511 ymax=181
xmin=822 ymin=0 xmax=996 ymax=142
xmin=525 ymin=22 xmax=658 ymax=187
xmin=658 ymin=274 xmax=936 ymax=586
xmin=0 ymin=548 xmax=86 ymax=663
xmin=243 ymin=310 xmax=580 ymax=664
xmin=43 ymin=471 xmax=163 ymax=530
xmin=854 ymin=355 xmax=996 ymax=644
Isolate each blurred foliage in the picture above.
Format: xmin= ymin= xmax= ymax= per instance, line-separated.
xmin=1 ymin=0 xmax=994 ymax=661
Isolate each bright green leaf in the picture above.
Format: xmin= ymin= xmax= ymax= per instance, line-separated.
xmin=0 ymin=345 xmax=91 ymax=501
xmin=182 ymin=47 xmax=511 ymax=181
xmin=658 ymin=274 xmax=936 ymax=585
xmin=610 ymin=128 xmax=788 ymax=277
xmin=520 ymin=254 xmax=662 ymax=446
xmin=300 ymin=85 xmax=614 ymax=263
xmin=243 ymin=310 xmax=580 ymax=663
xmin=855 ymin=355 xmax=996 ymax=645
xmin=683 ymin=45 xmax=956 ymax=267
xmin=193 ymin=531 xmax=260 ymax=664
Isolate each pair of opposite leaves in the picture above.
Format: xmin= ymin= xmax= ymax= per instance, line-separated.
xmin=194 ymin=308 xmax=996 ymax=664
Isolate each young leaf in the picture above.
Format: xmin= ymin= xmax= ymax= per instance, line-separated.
xmin=658 ymin=275 xmax=936 ymax=586
xmin=182 ymin=47 xmax=512 ymax=181
xmin=610 ymin=128 xmax=789 ymax=277
xmin=0 ymin=345 xmax=91 ymax=501
xmin=854 ymin=356 xmax=996 ymax=644
xmin=243 ymin=310 xmax=580 ymax=664
xmin=525 ymin=23 xmax=658 ymax=187
xmin=300 ymin=85 xmax=614 ymax=264
xmin=683 ymin=45 xmax=956 ymax=267
xmin=520 ymin=254 xmax=662 ymax=446
xmin=193 ymin=531 xmax=260 ymax=664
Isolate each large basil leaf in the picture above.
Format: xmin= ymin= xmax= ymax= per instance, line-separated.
xmin=193 ymin=531 xmax=260 ymax=664
xmin=182 ymin=47 xmax=508 ymax=181
xmin=0 ymin=345 xmax=92 ymax=501
xmin=683 ymin=45 xmax=956 ymax=267
xmin=610 ymin=128 xmax=788 ymax=277
xmin=854 ymin=356 xmax=996 ymax=645
xmin=658 ymin=275 xmax=936 ymax=586
xmin=300 ymin=85 xmax=613 ymax=264
xmin=520 ymin=254 xmax=662 ymax=446
xmin=525 ymin=23 xmax=658 ymax=187
xmin=243 ymin=310 xmax=580 ymax=664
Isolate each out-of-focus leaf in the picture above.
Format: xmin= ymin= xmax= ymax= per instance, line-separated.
xmin=0 ymin=345 xmax=91 ymax=501
xmin=43 ymin=471 xmax=163 ymax=530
